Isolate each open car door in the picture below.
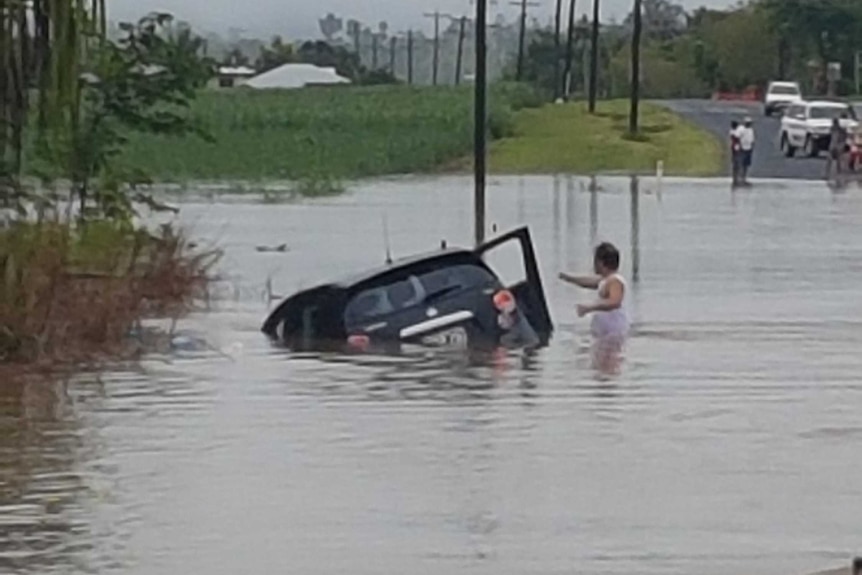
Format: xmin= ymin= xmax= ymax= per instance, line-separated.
xmin=475 ymin=227 xmax=553 ymax=345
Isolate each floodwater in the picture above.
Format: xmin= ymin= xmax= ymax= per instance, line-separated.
xmin=2 ymin=175 xmax=861 ymax=575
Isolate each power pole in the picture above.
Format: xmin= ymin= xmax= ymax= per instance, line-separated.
xmin=475 ymin=0 xmax=488 ymax=246
xmin=588 ymin=0 xmax=600 ymax=113
xmin=510 ymin=0 xmax=540 ymax=82
xmin=455 ymin=16 xmax=467 ymax=85
xmin=554 ymin=0 xmax=563 ymax=100
xmin=372 ymin=34 xmax=379 ymax=69
xmin=856 ymin=51 xmax=862 ymax=95
xmin=407 ymin=30 xmax=414 ymax=84
xmin=423 ymin=11 xmax=442 ymax=85
xmin=629 ymin=0 xmax=642 ymax=134
xmin=563 ymin=0 xmax=577 ymax=100
xmin=390 ymin=36 xmax=397 ymax=76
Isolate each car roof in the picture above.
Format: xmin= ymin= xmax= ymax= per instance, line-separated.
xmin=803 ymin=100 xmax=851 ymax=108
xmin=334 ymin=248 xmax=484 ymax=288
xmin=769 ymin=81 xmax=799 ymax=87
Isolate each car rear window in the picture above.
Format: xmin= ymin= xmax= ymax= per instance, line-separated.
xmin=344 ymin=264 xmax=498 ymax=328
xmin=809 ymin=106 xmax=855 ymax=120
xmin=770 ymin=85 xmax=799 ymax=95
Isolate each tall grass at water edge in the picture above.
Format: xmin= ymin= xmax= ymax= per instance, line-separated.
xmin=0 ymin=220 xmax=219 ymax=366
xmin=119 ymin=83 xmax=544 ymax=182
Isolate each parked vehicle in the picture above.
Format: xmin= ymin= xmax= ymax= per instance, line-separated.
xmin=262 ymin=227 xmax=554 ymax=352
xmin=779 ymin=100 xmax=860 ymax=158
xmin=763 ymin=81 xmax=802 ymax=117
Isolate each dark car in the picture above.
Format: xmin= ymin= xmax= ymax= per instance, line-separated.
xmin=262 ymin=227 xmax=553 ymax=352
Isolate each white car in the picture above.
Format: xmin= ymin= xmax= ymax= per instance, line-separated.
xmin=779 ymin=100 xmax=859 ymax=158
xmin=764 ymin=81 xmax=802 ymax=117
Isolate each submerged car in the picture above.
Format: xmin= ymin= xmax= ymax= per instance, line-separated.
xmin=262 ymin=227 xmax=553 ymax=352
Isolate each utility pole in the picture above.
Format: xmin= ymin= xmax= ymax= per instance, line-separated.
xmin=856 ymin=51 xmax=862 ymax=95
xmin=629 ymin=0 xmax=642 ymax=134
xmin=423 ymin=11 xmax=443 ymax=85
xmin=390 ymin=36 xmax=397 ymax=76
xmin=407 ymin=30 xmax=414 ymax=84
xmin=372 ymin=34 xmax=379 ymax=69
xmin=475 ymin=0 xmax=488 ymax=246
xmin=510 ymin=0 xmax=540 ymax=82
xmin=455 ymin=16 xmax=467 ymax=85
xmin=563 ymin=0 xmax=577 ymax=100
xmin=588 ymin=0 xmax=600 ymax=113
xmin=554 ymin=0 xmax=563 ymax=100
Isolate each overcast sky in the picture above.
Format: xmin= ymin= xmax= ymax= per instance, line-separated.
xmin=109 ymin=0 xmax=737 ymax=39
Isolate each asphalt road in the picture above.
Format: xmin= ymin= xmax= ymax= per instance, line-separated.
xmin=660 ymin=99 xmax=831 ymax=181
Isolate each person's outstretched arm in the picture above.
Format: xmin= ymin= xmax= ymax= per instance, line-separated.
xmin=559 ymin=272 xmax=600 ymax=290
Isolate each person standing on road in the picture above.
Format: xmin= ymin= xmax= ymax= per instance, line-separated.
xmin=738 ymin=117 xmax=755 ymax=186
xmin=729 ymin=120 xmax=742 ymax=186
xmin=826 ymin=117 xmax=848 ymax=179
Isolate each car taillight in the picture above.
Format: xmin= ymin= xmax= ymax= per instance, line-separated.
xmin=494 ymin=290 xmax=517 ymax=330
xmin=493 ymin=290 xmax=516 ymax=314
xmin=347 ymin=334 xmax=370 ymax=350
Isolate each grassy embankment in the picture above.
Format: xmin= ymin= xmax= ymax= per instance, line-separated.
xmin=119 ymin=84 xmax=722 ymax=183
xmin=489 ymin=99 xmax=724 ymax=176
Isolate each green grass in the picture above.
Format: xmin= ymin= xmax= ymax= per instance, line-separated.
xmin=120 ymin=84 xmax=541 ymax=182
xmin=488 ymin=99 xmax=724 ymax=176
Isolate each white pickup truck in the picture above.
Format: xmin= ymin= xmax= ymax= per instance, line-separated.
xmin=779 ymin=100 xmax=859 ymax=158
xmin=763 ymin=81 xmax=802 ymax=117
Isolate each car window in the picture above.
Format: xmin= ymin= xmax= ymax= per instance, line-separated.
xmin=786 ymin=105 xmax=803 ymax=119
xmin=344 ymin=265 xmax=497 ymax=328
xmin=419 ymin=264 xmax=498 ymax=298
xmin=809 ymin=106 xmax=853 ymax=120
xmin=770 ymin=85 xmax=799 ymax=96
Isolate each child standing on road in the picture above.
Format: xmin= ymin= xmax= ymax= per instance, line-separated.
xmin=560 ymin=242 xmax=629 ymax=374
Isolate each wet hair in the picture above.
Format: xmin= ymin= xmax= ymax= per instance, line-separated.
xmin=594 ymin=242 xmax=620 ymax=272
xmin=730 ymin=120 xmax=739 ymax=128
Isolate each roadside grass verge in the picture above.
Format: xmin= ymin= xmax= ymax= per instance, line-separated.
xmin=487 ymin=99 xmax=724 ymax=176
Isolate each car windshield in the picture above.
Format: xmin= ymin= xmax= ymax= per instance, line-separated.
xmin=344 ymin=264 xmax=498 ymax=328
xmin=810 ymin=106 xmax=856 ymax=120
xmin=770 ymin=85 xmax=799 ymax=95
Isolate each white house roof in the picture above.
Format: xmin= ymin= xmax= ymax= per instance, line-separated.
xmin=218 ymin=66 xmax=257 ymax=77
xmin=245 ymin=63 xmax=351 ymax=89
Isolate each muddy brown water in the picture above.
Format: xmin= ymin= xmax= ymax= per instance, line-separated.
xmin=1 ymin=176 xmax=860 ymax=575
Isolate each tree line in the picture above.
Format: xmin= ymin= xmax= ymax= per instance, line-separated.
xmin=519 ymin=0 xmax=862 ymax=100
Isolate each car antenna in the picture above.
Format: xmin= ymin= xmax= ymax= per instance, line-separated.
xmin=382 ymin=213 xmax=393 ymax=265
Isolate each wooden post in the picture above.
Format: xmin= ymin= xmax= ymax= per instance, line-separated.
xmin=455 ymin=16 xmax=466 ymax=86
xmin=407 ymin=30 xmax=414 ymax=84
xmin=554 ymin=0 xmax=563 ymax=100
xmin=563 ymin=0 xmax=577 ymax=100
xmin=629 ymin=0 xmax=642 ymax=134
xmin=475 ymin=0 xmax=487 ymax=246
xmin=588 ymin=0 xmax=600 ymax=113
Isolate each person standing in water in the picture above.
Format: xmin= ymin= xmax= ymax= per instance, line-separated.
xmin=559 ymin=242 xmax=629 ymax=373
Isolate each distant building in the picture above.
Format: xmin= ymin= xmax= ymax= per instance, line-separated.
xmin=209 ymin=66 xmax=257 ymax=89
xmin=244 ymin=63 xmax=351 ymax=90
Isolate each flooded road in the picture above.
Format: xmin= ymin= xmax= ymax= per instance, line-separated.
xmin=2 ymin=176 xmax=861 ymax=575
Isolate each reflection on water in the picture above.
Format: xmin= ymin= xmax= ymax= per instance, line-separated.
xmin=1 ymin=176 xmax=861 ymax=575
